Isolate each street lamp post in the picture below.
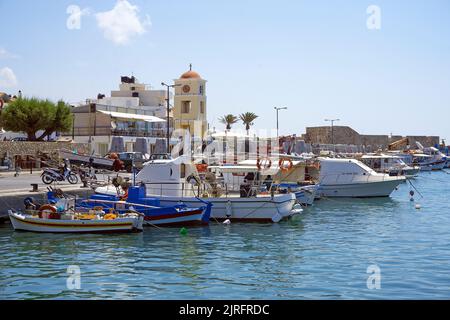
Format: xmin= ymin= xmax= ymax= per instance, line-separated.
xmin=274 ymin=107 xmax=287 ymax=139
xmin=325 ymin=118 xmax=340 ymax=146
xmin=161 ymin=82 xmax=181 ymax=154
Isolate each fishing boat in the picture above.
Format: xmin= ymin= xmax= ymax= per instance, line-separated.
xmin=313 ymin=158 xmax=405 ymax=198
xmin=96 ymin=156 xmax=300 ymax=223
xmin=271 ymin=183 xmax=318 ymax=206
xmin=8 ymin=198 xmax=143 ymax=233
xmin=410 ymin=143 xmax=447 ymax=171
xmin=411 ymin=153 xmax=446 ymax=171
xmin=74 ymin=186 xmax=212 ymax=227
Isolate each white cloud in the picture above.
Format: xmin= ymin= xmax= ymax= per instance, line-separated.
xmin=0 ymin=48 xmax=19 ymax=59
xmin=95 ymin=0 xmax=151 ymax=45
xmin=0 ymin=67 xmax=18 ymax=88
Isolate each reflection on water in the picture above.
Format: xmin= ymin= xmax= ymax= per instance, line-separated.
xmin=1 ymin=173 xmax=450 ymax=299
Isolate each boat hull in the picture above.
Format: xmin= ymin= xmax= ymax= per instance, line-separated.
xmin=143 ymin=208 xmax=209 ymax=227
xmin=419 ymin=161 xmax=446 ymax=171
xmin=293 ymin=185 xmax=318 ymax=206
xmin=9 ymin=212 xmax=143 ymax=233
xmin=317 ymin=179 xmax=404 ymax=198
xmin=153 ymin=194 xmax=297 ymax=223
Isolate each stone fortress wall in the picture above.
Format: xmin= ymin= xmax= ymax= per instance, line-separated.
xmin=302 ymin=126 xmax=439 ymax=149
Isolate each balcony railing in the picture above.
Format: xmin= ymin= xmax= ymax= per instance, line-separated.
xmin=70 ymin=127 xmax=172 ymax=138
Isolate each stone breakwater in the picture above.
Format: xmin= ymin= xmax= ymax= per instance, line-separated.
xmin=0 ymin=141 xmax=89 ymax=158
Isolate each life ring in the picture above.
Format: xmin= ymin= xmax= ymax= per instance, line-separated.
xmin=278 ymin=158 xmax=293 ymax=172
xmin=196 ymin=164 xmax=208 ymax=173
xmin=256 ymin=158 xmax=272 ymax=171
xmin=38 ymin=204 xmax=57 ymax=219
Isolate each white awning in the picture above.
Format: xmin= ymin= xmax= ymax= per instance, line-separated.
xmin=98 ymin=110 xmax=165 ymax=123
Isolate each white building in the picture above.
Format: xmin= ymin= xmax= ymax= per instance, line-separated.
xmin=68 ymin=76 xmax=176 ymax=156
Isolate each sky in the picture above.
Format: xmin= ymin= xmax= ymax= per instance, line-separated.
xmin=1 ymin=0 xmax=449 ymax=141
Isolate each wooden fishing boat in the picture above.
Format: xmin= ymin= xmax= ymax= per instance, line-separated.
xmin=76 ymin=186 xmax=212 ymax=227
xmin=42 ymin=186 xmax=212 ymax=228
xmin=8 ymin=208 xmax=144 ymax=233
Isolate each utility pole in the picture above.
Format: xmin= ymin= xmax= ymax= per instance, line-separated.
xmin=161 ymin=82 xmax=181 ymax=154
xmin=274 ymin=107 xmax=287 ymax=139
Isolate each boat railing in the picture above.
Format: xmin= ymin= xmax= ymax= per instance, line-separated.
xmin=146 ymin=179 xmax=275 ymax=199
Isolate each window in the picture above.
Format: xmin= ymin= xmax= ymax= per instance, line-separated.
xmin=98 ymin=143 xmax=109 ymax=156
xmin=126 ymin=142 xmax=134 ymax=152
xmin=199 ymin=85 xmax=204 ymax=95
xmin=182 ymin=101 xmax=191 ymax=114
xmin=200 ymin=101 xmax=205 ymax=114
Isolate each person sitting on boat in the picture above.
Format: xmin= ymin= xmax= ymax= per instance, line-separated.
xmin=240 ymin=172 xmax=256 ymax=197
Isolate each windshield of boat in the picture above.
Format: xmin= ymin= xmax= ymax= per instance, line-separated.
xmin=355 ymin=161 xmax=377 ymax=174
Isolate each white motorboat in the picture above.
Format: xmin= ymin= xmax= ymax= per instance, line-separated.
xmin=411 ymin=153 xmax=446 ymax=171
xmin=315 ymin=158 xmax=405 ymax=198
xmin=96 ymin=156 xmax=299 ymax=223
xmin=360 ymin=154 xmax=420 ymax=178
xmin=411 ymin=143 xmax=447 ymax=171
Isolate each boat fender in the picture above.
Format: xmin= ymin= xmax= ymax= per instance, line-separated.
xmin=223 ymin=219 xmax=231 ymax=225
xmin=226 ymin=200 xmax=232 ymax=218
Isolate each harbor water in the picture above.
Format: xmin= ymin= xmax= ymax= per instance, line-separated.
xmin=1 ymin=172 xmax=450 ymax=299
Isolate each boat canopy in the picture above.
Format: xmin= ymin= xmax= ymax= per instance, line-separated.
xmin=98 ymin=110 xmax=165 ymax=123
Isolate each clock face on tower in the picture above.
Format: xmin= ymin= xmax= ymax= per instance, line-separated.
xmin=182 ymin=85 xmax=191 ymax=93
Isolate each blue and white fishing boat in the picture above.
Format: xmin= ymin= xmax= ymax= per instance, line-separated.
xmin=48 ymin=186 xmax=212 ymax=227
xmin=271 ymin=183 xmax=318 ymax=206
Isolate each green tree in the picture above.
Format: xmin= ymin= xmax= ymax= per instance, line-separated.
xmin=36 ymin=100 xmax=73 ymax=140
xmin=239 ymin=112 xmax=258 ymax=135
xmin=0 ymin=97 xmax=72 ymax=141
xmin=218 ymin=114 xmax=238 ymax=131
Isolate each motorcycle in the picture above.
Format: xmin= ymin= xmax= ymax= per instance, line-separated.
xmin=41 ymin=167 xmax=79 ymax=185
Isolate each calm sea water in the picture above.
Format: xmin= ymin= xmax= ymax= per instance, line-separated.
xmin=1 ymin=172 xmax=450 ymax=300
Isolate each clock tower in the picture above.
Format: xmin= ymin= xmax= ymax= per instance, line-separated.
xmin=173 ymin=65 xmax=207 ymax=139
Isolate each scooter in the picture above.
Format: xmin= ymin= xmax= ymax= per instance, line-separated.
xmin=41 ymin=167 xmax=79 ymax=185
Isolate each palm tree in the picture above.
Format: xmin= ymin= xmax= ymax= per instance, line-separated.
xmin=239 ymin=112 xmax=258 ymax=135
xmin=218 ymin=114 xmax=238 ymax=131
